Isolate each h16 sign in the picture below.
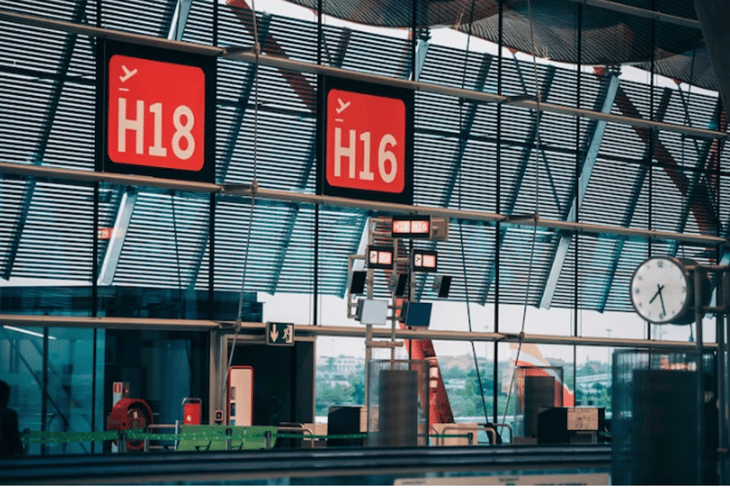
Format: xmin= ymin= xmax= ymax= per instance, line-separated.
xmin=97 ymin=40 xmax=216 ymax=182
xmin=318 ymin=76 xmax=413 ymax=205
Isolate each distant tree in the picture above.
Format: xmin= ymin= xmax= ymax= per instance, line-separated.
xmin=348 ymin=371 xmax=366 ymax=405
xmin=315 ymin=383 xmax=352 ymax=416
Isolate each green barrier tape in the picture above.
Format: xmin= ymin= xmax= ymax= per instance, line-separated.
xmin=428 ymin=433 xmax=472 ymax=438
xmin=27 ymin=431 xmax=119 ymax=444
xmin=276 ymin=433 xmax=368 ymax=440
xmin=27 ymin=429 xmax=424 ymax=445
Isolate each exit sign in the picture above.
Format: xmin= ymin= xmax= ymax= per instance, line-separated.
xmin=266 ymin=322 xmax=294 ymax=346
xmin=96 ymin=40 xmax=216 ymax=182
xmin=318 ymin=75 xmax=413 ymax=204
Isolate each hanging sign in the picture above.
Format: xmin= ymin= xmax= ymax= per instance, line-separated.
xmin=96 ymin=40 xmax=216 ymax=182
xmin=318 ymin=76 xmax=414 ymax=204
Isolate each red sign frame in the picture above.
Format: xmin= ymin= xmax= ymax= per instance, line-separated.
xmin=318 ymin=76 xmax=414 ymax=204
xmin=96 ymin=40 xmax=216 ymax=183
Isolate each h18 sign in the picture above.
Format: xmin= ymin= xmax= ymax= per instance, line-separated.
xmin=318 ymin=76 xmax=413 ymax=204
xmin=97 ymin=41 xmax=216 ymax=182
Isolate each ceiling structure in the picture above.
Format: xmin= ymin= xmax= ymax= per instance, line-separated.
xmin=0 ymin=0 xmax=727 ymax=316
xmin=285 ymin=0 xmax=716 ymax=91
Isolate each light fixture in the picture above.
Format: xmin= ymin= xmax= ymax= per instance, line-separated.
xmin=2 ymin=325 xmax=57 ymax=340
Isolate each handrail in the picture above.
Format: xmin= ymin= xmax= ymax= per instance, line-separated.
xmin=276 ymin=424 xmax=316 ymax=448
xmin=0 ymin=445 xmax=612 ymax=484
xmin=494 ymin=423 xmax=513 ymax=441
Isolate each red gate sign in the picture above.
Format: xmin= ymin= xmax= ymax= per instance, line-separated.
xmin=97 ymin=40 xmax=215 ymax=182
xmin=319 ymin=77 xmax=413 ymax=204
xmin=326 ymin=89 xmax=405 ymax=193
xmin=108 ymin=55 xmax=205 ymax=171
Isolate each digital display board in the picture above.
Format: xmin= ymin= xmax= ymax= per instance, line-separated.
xmin=97 ymin=40 xmax=216 ymax=182
xmin=318 ymin=76 xmax=413 ymax=204
xmin=392 ymin=215 xmax=431 ymax=238
xmin=412 ymin=249 xmax=438 ymax=272
xmin=367 ymin=245 xmax=394 ymax=269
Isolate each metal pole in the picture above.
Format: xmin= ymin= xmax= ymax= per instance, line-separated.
xmin=721 ymin=268 xmax=730 ymax=483
xmin=41 ymin=327 xmax=49 ymax=455
xmin=364 ymin=219 xmax=374 ymax=410
xmin=717 ymin=267 xmax=727 ymax=484
xmin=695 ymin=267 xmax=705 ymax=484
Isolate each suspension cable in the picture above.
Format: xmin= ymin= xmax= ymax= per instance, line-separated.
xmin=456 ymin=0 xmax=490 ymax=425
xmin=224 ymin=0 xmax=261 ymax=410
xmin=501 ymin=0 xmax=543 ymax=432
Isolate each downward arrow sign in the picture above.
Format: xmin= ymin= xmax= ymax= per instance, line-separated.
xmin=270 ymin=325 xmax=279 ymax=343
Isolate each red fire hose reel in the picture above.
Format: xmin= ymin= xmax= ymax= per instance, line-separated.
xmin=106 ymin=398 xmax=154 ymax=450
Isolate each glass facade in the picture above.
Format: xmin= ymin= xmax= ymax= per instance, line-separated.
xmin=0 ymin=0 xmax=726 ymax=467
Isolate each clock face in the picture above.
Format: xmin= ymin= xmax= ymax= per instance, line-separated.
xmin=631 ymin=256 xmax=690 ymax=324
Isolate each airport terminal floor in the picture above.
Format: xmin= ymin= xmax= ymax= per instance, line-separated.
xmin=2 ymin=0 xmax=730 ymax=485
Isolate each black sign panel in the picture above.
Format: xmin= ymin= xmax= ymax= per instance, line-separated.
xmin=318 ymin=75 xmax=414 ymax=204
xmin=96 ymin=40 xmax=216 ymax=182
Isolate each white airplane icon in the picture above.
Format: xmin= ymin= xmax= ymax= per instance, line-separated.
xmin=335 ymin=98 xmax=351 ymax=114
xmin=120 ymin=65 xmax=137 ymax=83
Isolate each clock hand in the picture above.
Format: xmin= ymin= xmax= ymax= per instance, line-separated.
xmin=658 ymin=286 xmax=666 ymax=316
xmin=649 ymin=284 xmax=663 ymax=304
xmin=649 ymin=284 xmax=667 ymax=315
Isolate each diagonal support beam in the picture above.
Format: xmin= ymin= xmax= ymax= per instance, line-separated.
xmin=269 ymin=28 xmax=352 ymax=293
xmin=596 ymin=88 xmax=674 ymax=312
xmin=613 ymin=84 xmax=717 ymax=235
xmin=168 ymin=0 xmax=193 ymax=41
xmin=441 ymin=54 xmax=493 ymax=208
xmin=414 ymin=53 xmax=490 ymax=302
xmin=477 ymin=66 xmax=557 ymax=304
xmin=668 ymin=98 xmax=725 ymax=257
xmin=98 ymin=1 xmax=197 ymax=286
xmin=97 ymin=189 xmax=137 ymax=286
xmin=2 ymin=0 xmax=87 ymax=280
xmin=539 ymin=73 xmax=620 ymax=309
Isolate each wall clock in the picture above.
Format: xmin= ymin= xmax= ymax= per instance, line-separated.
xmin=630 ymin=256 xmax=700 ymax=325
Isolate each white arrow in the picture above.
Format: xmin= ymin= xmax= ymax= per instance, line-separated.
xmin=270 ymin=325 xmax=279 ymax=342
xmin=120 ymin=65 xmax=137 ymax=83
xmin=336 ymin=98 xmax=351 ymax=114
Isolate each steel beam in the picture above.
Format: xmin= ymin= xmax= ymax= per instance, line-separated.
xmin=477 ymin=66 xmax=557 ymax=304
xmin=168 ymin=0 xmax=193 ymax=41
xmin=596 ymin=88 xmax=673 ymax=312
xmin=96 ymin=1 xmax=196 ymax=286
xmin=668 ymin=97 xmax=724 ymax=257
xmin=0 ymin=315 xmax=716 ymax=351
xmin=614 ymin=85 xmax=718 ymax=235
xmin=0 ymin=9 xmax=725 ymax=140
xmin=442 ymin=54 xmax=493 ymax=208
xmin=97 ymin=189 xmax=137 ymax=286
xmin=539 ymin=73 xmax=619 ymax=309
xmin=0 ymin=160 xmax=725 ymax=248
xmin=269 ymin=28 xmax=352 ymax=293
